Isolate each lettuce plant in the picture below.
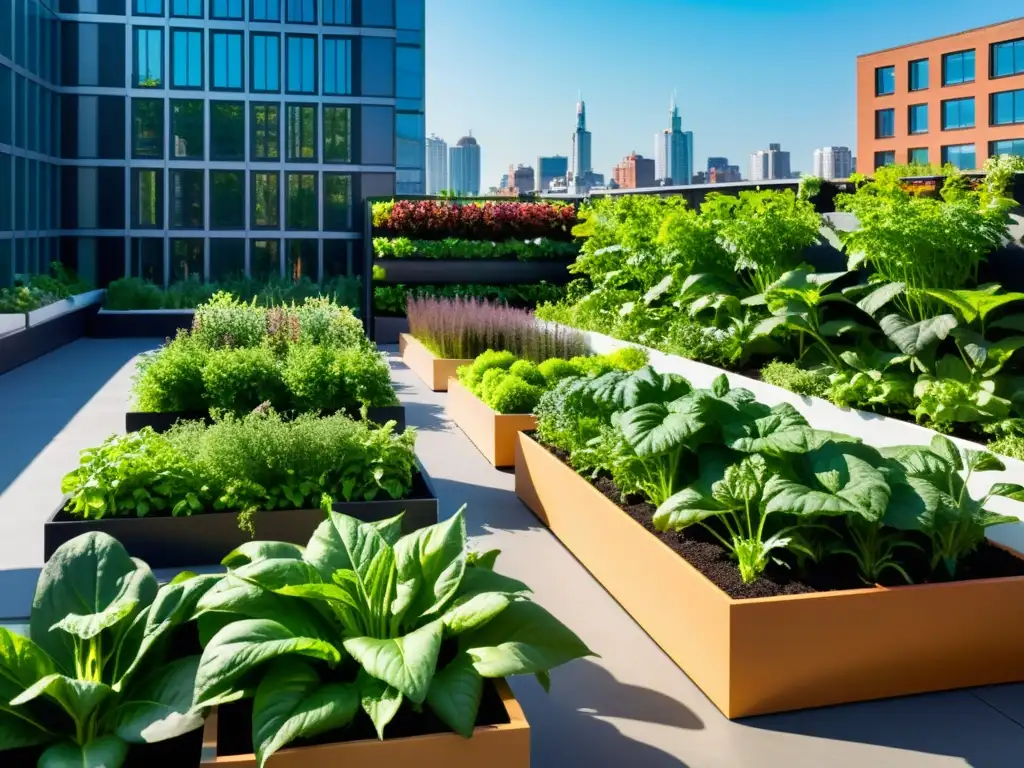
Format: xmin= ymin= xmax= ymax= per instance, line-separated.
xmin=191 ymin=509 xmax=593 ymax=766
xmin=0 ymin=533 xmax=214 ymax=766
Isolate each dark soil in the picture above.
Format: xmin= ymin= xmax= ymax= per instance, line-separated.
xmin=543 ymin=444 xmax=1024 ymax=600
xmin=215 ymin=673 xmax=510 ymax=756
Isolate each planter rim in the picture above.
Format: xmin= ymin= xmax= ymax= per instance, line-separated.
xmin=447 ymin=377 xmax=534 ymax=417
xmin=99 ymin=308 xmax=196 ymax=315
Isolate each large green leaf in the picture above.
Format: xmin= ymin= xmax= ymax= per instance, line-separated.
xmin=31 ymin=533 xmax=157 ymax=675
xmin=343 ymin=619 xmax=443 ymax=705
xmin=0 ymin=629 xmax=55 ymax=749
xmin=922 ymin=287 xmax=1024 ymax=325
xmin=193 ymin=619 xmax=341 ymax=708
xmin=394 ymin=510 xmax=467 ymax=621
xmin=618 ymin=392 xmax=711 ymax=457
xmin=0 ymin=709 xmax=51 ymax=751
xmin=12 ymin=674 xmax=113 ymax=725
xmin=50 ymin=600 xmax=138 ymax=642
xmin=232 ymin=558 xmax=323 ymax=593
xmin=252 ymin=658 xmax=358 ymax=768
xmin=461 ymin=601 xmax=594 ymax=678
xmin=39 ymin=736 xmax=128 ymax=768
xmin=653 ymin=487 xmax=729 ymax=531
xmin=108 ymin=656 xmax=204 ymax=744
xmin=358 ymin=669 xmax=403 ymax=740
xmin=222 ymin=541 xmax=306 ymax=569
xmin=929 ymin=435 xmax=964 ymax=471
xmin=426 ymin=653 xmax=484 ymax=738
xmin=878 ymin=313 xmax=957 ymax=358
xmin=441 ymin=592 xmax=513 ymax=637
xmin=856 ymin=282 xmax=905 ymax=317
xmin=611 ymin=366 xmax=691 ymax=410
xmin=370 ymin=514 xmax=406 ymax=546
xmin=723 ymin=403 xmax=822 ymax=456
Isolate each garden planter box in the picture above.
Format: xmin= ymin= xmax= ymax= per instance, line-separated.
xmin=515 ymin=431 xmax=1024 ymax=719
xmin=43 ymin=472 xmax=438 ymax=569
xmin=374 ymin=258 xmax=572 ymax=286
xmin=89 ymin=308 xmax=195 ymax=339
xmin=0 ymin=296 xmax=100 ymax=375
xmin=125 ymin=405 xmax=407 ymax=434
xmin=0 ymin=313 xmax=26 ymax=337
xmin=199 ymin=679 xmax=529 ymax=768
xmin=399 ymin=333 xmax=472 ymax=392
xmin=375 ymin=316 xmax=409 ymax=344
xmin=446 ymin=378 xmax=536 ymax=468
xmin=26 ymin=289 xmax=105 ymax=326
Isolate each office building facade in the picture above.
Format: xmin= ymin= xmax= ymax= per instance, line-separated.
xmin=425 ymin=133 xmax=448 ymax=194
xmin=612 ymin=152 xmax=655 ymax=189
xmin=812 ymin=146 xmax=854 ymax=179
xmin=749 ymin=143 xmax=792 ymax=180
xmin=858 ymin=17 xmax=1024 ymax=172
xmin=1 ymin=0 xmax=425 ymax=288
xmin=448 ymin=133 xmax=480 ymax=195
xmin=536 ymin=154 xmax=567 ymax=192
xmin=654 ymin=95 xmax=693 ymax=185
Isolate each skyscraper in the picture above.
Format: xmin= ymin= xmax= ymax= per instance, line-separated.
xmin=654 ymin=95 xmax=693 ymax=186
xmin=537 ymin=156 xmax=569 ymax=192
xmin=749 ymin=143 xmax=792 ymax=181
xmin=812 ymin=146 xmax=854 ymax=180
xmin=426 ymin=135 xmax=449 ymax=194
xmin=570 ymin=95 xmax=592 ymax=190
xmin=449 ymin=133 xmax=482 ymax=196
xmin=1 ymin=0 xmax=425 ymax=288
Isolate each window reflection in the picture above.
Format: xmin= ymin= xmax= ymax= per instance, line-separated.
xmin=171 ymin=238 xmax=204 ymax=282
xmin=252 ymin=34 xmax=280 ymax=92
xmin=287 ymin=35 xmax=316 ymax=93
xmin=172 ymin=29 xmax=203 ymax=89
xmin=211 ymin=171 xmax=245 ymax=229
xmin=286 ymin=0 xmax=315 ymax=23
xmin=323 ymin=173 xmax=351 ymax=230
xmin=251 ymin=239 xmax=281 ymax=279
xmin=132 ymin=169 xmax=163 ymax=228
xmin=323 ymin=106 xmax=351 ymax=162
xmin=171 ymin=100 xmax=204 ymax=159
xmin=170 ymin=169 xmax=204 ymax=229
xmin=211 ymin=31 xmax=243 ymax=90
xmin=252 ymin=0 xmax=280 ymax=21
xmin=361 ymin=37 xmax=394 ymax=96
xmin=134 ymin=28 xmax=163 ymax=87
xmin=210 ymin=101 xmax=245 ymax=160
xmin=286 ymin=240 xmax=318 ymax=282
xmin=286 ymin=104 xmax=316 ymax=160
xmin=323 ymin=0 xmax=350 ymax=24
xmin=286 ymin=173 xmax=317 ymax=230
xmin=252 ymin=104 xmax=280 ymax=160
xmin=252 ymin=172 xmax=279 ymax=227
xmin=132 ymin=98 xmax=164 ymax=158
xmin=323 ymin=38 xmax=351 ymax=95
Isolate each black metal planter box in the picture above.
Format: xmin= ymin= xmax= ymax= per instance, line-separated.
xmin=88 ymin=309 xmax=196 ymax=339
xmin=0 ymin=304 xmax=98 ymax=375
xmin=125 ymin=405 xmax=407 ymax=433
xmin=373 ymin=258 xmax=573 ymax=286
xmin=375 ymin=316 xmax=410 ymax=344
xmin=44 ymin=472 xmax=439 ymax=568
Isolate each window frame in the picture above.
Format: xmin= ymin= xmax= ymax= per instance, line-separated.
xmin=908 ymin=103 xmax=928 ymax=135
xmin=251 ymin=33 xmax=281 ymax=93
xmin=285 ymin=34 xmax=318 ymax=94
xmin=251 ymin=0 xmax=280 ymax=21
xmin=991 ymin=38 xmax=1024 ymax=79
xmin=874 ymin=65 xmax=895 ymax=96
xmin=170 ymin=0 xmax=203 ymax=18
xmin=251 ymin=171 xmax=281 ymax=229
xmin=131 ymin=97 xmax=165 ymax=159
xmin=209 ymin=100 xmax=246 ymax=161
xmin=131 ymin=168 xmax=164 ymax=229
xmin=991 ymin=89 xmax=1024 ymax=126
xmin=210 ymin=0 xmax=244 ymax=20
xmin=322 ymin=36 xmax=353 ymax=96
xmin=210 ymin=170 xmax=246 ymax=230
xmin=908 ymin=148 xmax=929 ymax=165
xmin=251 ymin=102 xmax=281 ymax=161
xmin=323 ymin=172 xmax=353 ymax=231
xmin=323 ymin=105 xmax=353 ymax=163
xmin=322 ymin=0 xmax=351 ymax=25
xmin=359 ymin=0 xmax=393 ymax=27
xmin=875 ymin=107 xmax=895 ymax=139
xmin=285 ymin=171 xmax=318 ymax=230
xmin=942 ymin=49 xmax=976 ymax=86
xmin=133 ymin=27 xmax=164 ymax=88
xmin=873 ymin=150 xmax=895 ymax=169
xmin=360 ymin=36 xmax=395 ymax=97
xmin=170 ymin=28 xmax=204 ymax=90
xmin=940 ymin=96 xmax=975 ymax=131
xmin=285 ymin=0 xmax=316 ymax=24
xmin=169 ymin=168 xmax=205 ymax=229
xmin=990 ymin=138 xmax=1024 ymax=157
xmin=908 ymin=58 xmax=928 ymax=92
xmin=210 ymin=30 xmax=244 ymax=91
xmin=134 ymin=0 xmax=164 ymax=18
xmin=941 ymin=143 xmax=976 ymax=170
xmin=169 ymin=98 xmax=205 ymax=159
xmin=285 ymin=103 xmax=318 ymax=161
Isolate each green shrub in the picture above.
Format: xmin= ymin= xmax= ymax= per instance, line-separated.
xmin=334 ymin=347 xmax=398 ymax=408
xmin=293 ymin=297 xmax=366 ymax=348
xmin=132 ymin=333 xmax=209 ymax=412
xmin=478 ymin=367 xmax=510 ymax=401
xmin=486 ymin=375 xmax=545 ymax=414
xmin=104 ymin=277 xmax=165 ymax=310
xmin=508 ymin=359 xmax=546 ymax=387
xmin=202 ymin=346 xmax=285 ymax=414
xmin=460 ymin=349 xmax=517 ymax=391
xmin=192 ymin=292 xmax=266 ymax=349
xmin=537 ymin=357 xmax=582 ymax=383
xmin=989 ymin=435 xmax=1024 ymax=461
xmin=604 ymin=346 xmax=648 ymax=371
xmin=281 ymin=343 xmax=339 ymax=413
xmin=760 ymin=361 xmax=830 ymax=399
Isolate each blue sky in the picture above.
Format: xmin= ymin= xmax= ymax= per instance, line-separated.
xmin=425 ymin=0 xmax=1023 ymax=187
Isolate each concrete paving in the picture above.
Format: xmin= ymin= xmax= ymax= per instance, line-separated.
xmin=0 ymin=338 xmax=1022 ymax=766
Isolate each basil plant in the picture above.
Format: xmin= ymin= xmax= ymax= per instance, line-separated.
xmin=192 ymin=509 xmax=593 ymax=767
xmin=0 ymin=532 xmax=215 ymax=767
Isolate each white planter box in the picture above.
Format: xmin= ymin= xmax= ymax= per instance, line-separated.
xmin=580 ymin=328 xmax=1024 ymax=550
xmin=26 ymin=289 xmax=105 ymax=327
xmin=0 ymin=313 xmax=27 ymax=337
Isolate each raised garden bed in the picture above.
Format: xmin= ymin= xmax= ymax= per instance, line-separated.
xmin=374 ymin=258 xmax=572 ymax=286
xmin=125 ymin=405 xmax=407 ymax=434
xmin=400 ymin=333 xmax=472 ymax=392
xmin=199 ymin=679 xmax=529 ymax=768
xmin=0 ymin=313 xmax=26 ymax=336
xmin=514 ymin=431 xmax=1024 ymax=718
xmin=88 ymin=308 xmax=195 ymax=339
xmin=44 ymin=472 xmax=438 ymax=569
xmin=446 ymin=378 xmax=535 ymax=468
xmin=0 ymin=295 xmax=103 ymax=375
xmin=26 ymin=289 xmax=105 ymax=326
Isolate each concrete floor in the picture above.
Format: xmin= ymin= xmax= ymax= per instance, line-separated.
xmin=1 ymin=339 xmax=1023 ymax=767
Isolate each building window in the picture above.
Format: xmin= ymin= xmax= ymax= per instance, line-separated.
xmin=252 ymin=172 xmax=280 ymax=228
xmin=323 ymin=0 xmax=350 ymax=24
xmin=210 ymin=239 xmax=245 ymax=280
xmin=360 ymin=0 xmax=392 ymax=27
xmin=942 ymin=50 xmax=975 ymax=86
xmin=908 ymin=58 xmax=928 ymax=91
xmin=941 ymin=97 xmax=975 ymax=130
xmin=323 ymin=240 xmax=351 ymax=278
xmin=252 ymin=103 xmax=280 ymax=160
xmin=323 ymin=173 xmax=352 ymax=230
xmin=171 ymin=238 xmax=204 ymax=282
xmin=991 ymin=138 xmax=1024 ymax=157
xmin=908 ymin=103 xmax=928 ymax=134
xmin=286 ymin=173 xmax=317 ymax=230
xmin=131 ymin=98 xmax=164 ymax=159
xmin=134 ymin=28 xmax=164 ymax=87
xmin=362 ymin=105 xmax=394 ymax=165
xmin=873 ymin=151 xmax=895 ymax=169
xmin=323 ymin=106 xmax=352 ymax=162
xmin=211 ymin=171 xmax=245 ymax=229
xmin=397 ymin=112 xmax=423 ymax=169
xmin=252 ymin=0 xmax=280 ymax=21
xmin=908 ymin=148 xmax=929 ymax=165
xmin=171 ymin=29 xmax=203 ymax=89
xmin=286 ymin=240 xmax=318 ymax=282
xmin=396 ymin=45 xmax=423 ymax=106
xmin=361 ymin=37 xmax=394 ymax=97
xmin=286 ymin=104 xmax=316 ymax=160
xmin=396 ymin=0 xmax=424 ymax=31
xmin=252 ymin=34 xmax=280 ymax=93
xmin=323 ymin=38 xmax=352 ymax=96
xmin=131 ymin=238 xmax=165 ymax=283
xmin=992 ymin=38 xmax=1024 ymax=78
xmin=171 ymin=0 xmax=202 ymax=17
xmin=211 ymin=31 xmax=243 ymax=91
xmin=252 ymin=239 xmax=281 ymax=279
xmin=171 ymin=99 xmax=204 ymax=159
xmin=875 ymin=108 xmax=895 ymax=139
xmin=132 ymin=169 xmax=163 ymax=228
xmin=941 ymin=144 xmax=976 ymax=170
xmin=170 ymin=169 xmax=204 ymax=229
xmin=211 ymin=0 xmax=243 ymax=19
xmin=210 ymin=101 xmax=245 ymax=160
xmin=875 ymin=65 xmax=895 ymax=96
xmin=991 ymin=89 xmax=1024 ymax=126
xmin=286 ymin=36 xmax=316 ymax=94
xmin=135 ymin=0 xmax=163 ymax=16
xmin=286 ymin=0 xmax=315 ymax=23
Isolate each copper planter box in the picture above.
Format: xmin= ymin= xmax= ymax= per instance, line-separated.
xmin=399 ymin=333 xmax=472 ymax=392
xmin=446 ymin=378 xmax=536 ymax=468
xmin=514 ymin=432 xmax=1024 ymax=719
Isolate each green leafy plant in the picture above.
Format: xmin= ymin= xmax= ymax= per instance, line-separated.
xmin=373 ymin=237 xmax=578 ymax=262
xmin=191 ymin=510 xmax=593 ymax=766
xmin=760 ymin=361 xmax=829 ymax=399
xmin=0 ymin=533 xmax=214 ymax=766
xmin=202 ymin=346 xmax=287 ymax=415
xmin=131 ymin=333 xmax=210 ymax=413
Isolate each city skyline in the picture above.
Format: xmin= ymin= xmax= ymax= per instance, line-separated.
xmin=425 ymin=0 xmax=1024 ymax=187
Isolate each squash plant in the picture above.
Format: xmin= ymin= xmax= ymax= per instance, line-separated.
xmin=192 ymin=509 xmax=593 ymax=766
xmin=0 ymin=533 xmax=214 ymax=767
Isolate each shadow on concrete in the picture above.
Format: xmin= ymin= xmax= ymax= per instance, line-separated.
xmin=420 ymin=470 xmax=543 ymax=533
xmin=518 ymin=659 xmax=700 ymax=767
xmin=743 ymin=687 xmax=1024 ymax=768
xmin=0 ymin=338 xmax=156 ymax=496
xmin=0 ymin=568 xmax=40 ymax=620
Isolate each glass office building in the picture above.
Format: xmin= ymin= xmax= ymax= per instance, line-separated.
xmin=0 ymin=0 xmax=425 ymax=288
